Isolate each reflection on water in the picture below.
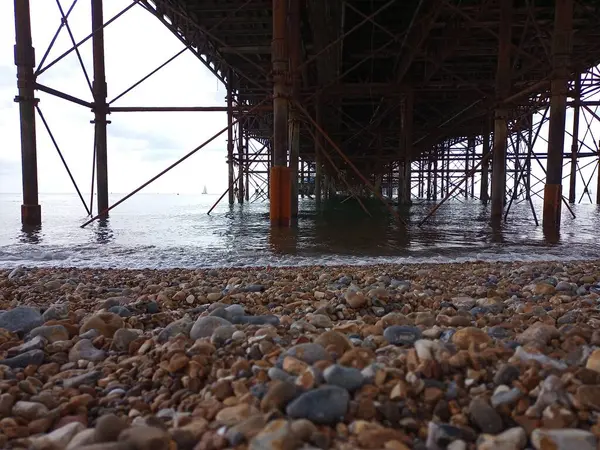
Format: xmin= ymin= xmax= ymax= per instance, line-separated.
xmin=0 ymin=193 xmax=599 ymax=269
xmin=19 ymin=225 xmax=42 ymax=245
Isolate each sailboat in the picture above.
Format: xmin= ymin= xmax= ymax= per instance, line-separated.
xmin=202 ymin=185 xmax=208 ymax=195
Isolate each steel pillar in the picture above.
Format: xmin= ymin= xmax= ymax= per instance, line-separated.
xmin=491 ymin=0 xmax=512 ymax=220
xmin=14 ymin=0 xmax=41 ymax=226
xmin=315 ymin=100 xmax=323 ymax=204
xmin=543 ymin=0 xmax=574 ymax=230
xmin=270 ymin=0 xmax=291 ymax=226
xmin=399 ymin=92 xmax=413 ymax=205
xmin=481 ymin=118 xmax=490 ymax=203
xmin=238 ymin=115 xmax=245 ymax=204
xmin=227 ymin=72 xmax=234 ymax=205
xmin=288 ymin=0 xmax=301 ymax=217
xmin=568 ymin=73 xmax=580 ymax=203
xmin=91 ymin=0 xmax=109 ymax=217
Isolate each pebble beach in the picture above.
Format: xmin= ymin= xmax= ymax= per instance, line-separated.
xmin=1 ymin=260 xmax=600 ymax=450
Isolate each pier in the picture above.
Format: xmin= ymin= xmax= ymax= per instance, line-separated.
xmin=11 ymin=0 xmax=600 ymax=232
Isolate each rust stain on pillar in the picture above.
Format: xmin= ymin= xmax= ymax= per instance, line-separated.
xmin=490 ymin=0 xmax=511 ymax=221
xmin=270 ymin=0 xmax=291 ymax=226
xmin=14 ymin=0 xmax=41 ymax=226
xmin=543 ymin=0 xmax=574 ymax=230
xmin=91 ymin=0 xmax=109 ymax=218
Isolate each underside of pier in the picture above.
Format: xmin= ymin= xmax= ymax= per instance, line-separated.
xmin=12 ymin=0 xmax=600 ymax=231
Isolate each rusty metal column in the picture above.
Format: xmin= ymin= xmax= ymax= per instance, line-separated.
xmin=271 ymin=0 xmax=290 ymax=225
xmin=481 ymin=119 xmax=490 ymax=203
xmin=288 ymin=0 xmax=301 ymax=217
xmin=568 ymin=73 xmax=580 ymax=203
xmin=14 ymin=0 xmax=41 ymax=226
xmin=315 ymin=100 xmax=323 ymax=204
xmin=227 ymin=71 xmax=234 ymax=205
xmin=491 ymin=0 xmax=512 ymax=220
xmin=92 ymin=0 xmax=109 ymax=217
xmin=543 ymin=0 xmax=574 ymax=229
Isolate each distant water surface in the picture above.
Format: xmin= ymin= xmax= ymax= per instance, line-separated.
xmin=1 ymin=192 xmax=599 ymax=269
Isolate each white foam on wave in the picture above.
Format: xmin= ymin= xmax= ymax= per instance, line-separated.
xmin=0 ymin=242 xmax=597 ymax=270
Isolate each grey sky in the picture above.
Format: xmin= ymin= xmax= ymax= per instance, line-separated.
xmin=0 ymin=0 xmax=229 ymax=195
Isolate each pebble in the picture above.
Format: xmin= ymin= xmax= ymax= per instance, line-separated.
xmin=477 ymin=427 xmax=527 ymax=450
xmin=469 ymin=397 xmax=503 ymax=434
xmin=285 ymin=343 xmax=331 ymax=364
xmin=189 ymin=316 xmax=232 ymax=340
xmin=531 ymin=429 xmax=597 ymax=450
xmin=286 ymin=385 xmax=350 ymax=424
xmin=0 ymin=306 xmax=42 ymax=333
xmin=323 ymin=364 xmax=364 ymax=391
xmin=69 ymin=339 xmax=106 ymax=362
xmin=383 ymin=325 xmax=422 ymax=345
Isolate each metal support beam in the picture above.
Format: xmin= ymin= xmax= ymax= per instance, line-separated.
xmin=227 ymin=71 xmax=234 ymax=205
xmin=480 ymin=117 xmax=490 ymax=203
xmin=491 ymin=0 xmax=511 ymax=221
xmin=288 ymin=0 xmax=301 ymax=218
xmin=91 ymin=0 xmax=109 ymax=218
xmin=568 ymin=73 xmax=580 ymax=203
xmin=543 ymin=0 xmax=574 ymax=230
xmin=270 ymin=0 xmax=291 ymax=226
xmin=14 ymin=0 xmax=41 ymax=226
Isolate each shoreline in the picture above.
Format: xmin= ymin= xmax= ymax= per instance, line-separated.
xmin=0 ymin=259 xmax=599 ymax=449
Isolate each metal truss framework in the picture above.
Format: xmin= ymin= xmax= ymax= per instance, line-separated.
xmin=9 ymin=0 xmax=600 ymax=231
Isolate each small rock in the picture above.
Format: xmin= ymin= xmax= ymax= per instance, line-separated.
xmin=190 ymin=316 xmax=232 ymax=340
xmin=452 ymin=327 xmax=492 ymax=350
xmin=69 ymin=339 xmax=106 ymax=362
xmin=29 ymin=324 xmax=69 ymax=343
xmin=111 ymin=328 xmax=141 ymax=352
xmin=0 ymin=349 xmax=45 ymax=368
xmin=469 ymin=397 xmax=503 ymax=434
xmin=80 ymin=312 xmax=124 ymax=338
xmin=30 ymin=422 xmax=85 ymax=450
xmin=119 ymin=425 xmax=171 ymax=450
xmin=249 ymin=419 xmax=301 ymax=450
xmin=323 ymin=364 xmax=364 ymax=391
xmin=517 ymin=322 xmax=559 ymax=345
xmin=157 ymin=318 xmax=192 ymax=343
xmin=260 ymin=380 xmax=297 ymax=412
xmin=285 ymin=343 xmax=331 ymax=364
xmin=12 ymin=401 xmax=49 ymax=420
xmin=531 ymin=429 xmax=596 ymax=450
xmin=383 ymin=326 xmax=422 ymax=345
xmin=477 ymin=427 xmax=527 ymax=450
xmin=0 ymin=307 xmax=42 ymax=333
xmin=286 ymin=385 xmax=350 ymax=424
xmin=95 ymin=413 xmax=129 ymax=443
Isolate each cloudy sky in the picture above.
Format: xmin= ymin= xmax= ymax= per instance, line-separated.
xmin=0 ymin=0 xmax=229 ymax=196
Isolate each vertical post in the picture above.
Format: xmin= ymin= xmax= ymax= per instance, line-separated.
xmin=432 ymin=154 xmax=438 ymax=201
xmin=315 ymin=101 xmax=323 ymax=204
xmin=543 ymin=0 xmax=574 ymax=230
xmin=399 ymin=91 xmax=413 ymax=204
xmin=491 ymin=0 xmax=512 ymax=220
xmin=568 ymin=73 xmax=580 ymax=203
xmin=513 ymin=131 xmax=520 ymax=199
xmin=238 ymin=115 xmax=245 ymax=204
xmin=465 ymin=141 xmax=470 ymax=199
xmin=526 ymin=112 xmax=532 ymax=200
xmin=245 ymin=127 xmax=250 ymax=201
xmin=299 ymin=160 xmax=304 ymax=198
xmin=271 ymin=0 xmax=290 ymax=225
xmin=597 ymin=154 xmax=600 ymax=205
xmin=439 ymin=145 xmax=445 ymax=197
xmin=445 ymin=144 xmax=451 ymax=196
xmin=289 ymin=0 xmax=301 ymax=217
xmin=227 ymin=71 xmax=234 ymax=205
xmin=481 ymin=119 xmax=490 ymax=203
xmin=470 ymin=138 xmax=475 ymax=198
xmin=14 ymin=0 xmax=41 ymax=226
xmin=91 ymin=0 xmax=109 ymax=217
